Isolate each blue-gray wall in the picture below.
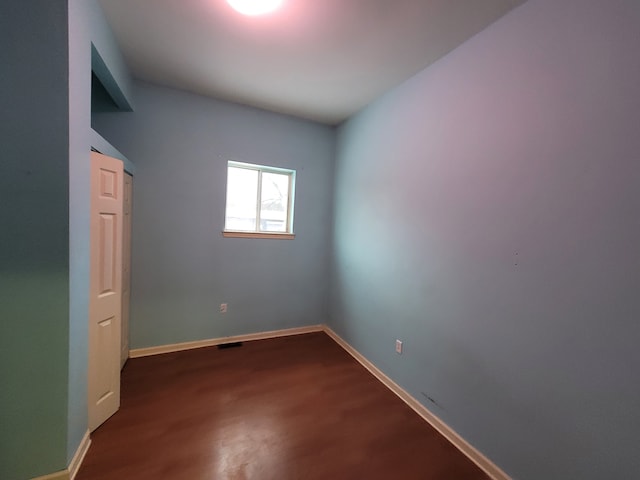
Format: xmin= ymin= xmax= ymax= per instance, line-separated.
xmin=330 ymin=0 xmax=640 ymax=479
xmin=91 ymin=128 xmax=136 ymax=174
xmin=69 ymin=0 xmax=135 ymax=466
xmin=89 ymin=0 xmax=134 ymax=111
xmin=0 ymin=2 xmax=71 ymax=478
xmin=68 ymin=0 xmax=135 ymax=463
xmin=68 ymin=0 xmax=92 ymax=466
xmin=0 ymin=1 xmax=134 ymax=477
xmin=93 ymin=82 xmax=335 ymax=349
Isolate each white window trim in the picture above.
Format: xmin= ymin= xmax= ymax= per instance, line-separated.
xmin=223 ymin=161 xmax=296 ymax=239
xmin=222 ymin=231 xmax=295 ymax=240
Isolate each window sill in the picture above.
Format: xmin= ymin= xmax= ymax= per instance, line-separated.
xmin=222 ymin=231 xmax=295 ymax=240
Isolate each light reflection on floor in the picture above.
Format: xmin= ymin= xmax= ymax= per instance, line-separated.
xmin=211 ymin=405 xmax=284 ymax=479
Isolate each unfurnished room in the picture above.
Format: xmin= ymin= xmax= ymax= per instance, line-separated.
xmin=1 ymin=1 xmax=639 ymax=479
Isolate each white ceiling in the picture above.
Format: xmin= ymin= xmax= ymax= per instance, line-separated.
xmin=98 ymin=0 xmax=524 ymax=125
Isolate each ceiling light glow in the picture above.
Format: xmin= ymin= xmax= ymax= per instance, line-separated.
xmin=226 ymin=0 xmax=283 ymax=16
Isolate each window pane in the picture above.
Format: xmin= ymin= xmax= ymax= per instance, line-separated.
xmin=260 ymin=172 xmax=289 ymax=232
xmin=225 ymin=167 xmax=258 ymax=231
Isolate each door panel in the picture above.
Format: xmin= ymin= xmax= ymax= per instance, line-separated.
xmin=89 ymin=151 xmax=123 ymax=432
xmin=96 ymin=316 xmax=115 ymax=400
xmin=99 ymin=214 xmax=117 ymax=293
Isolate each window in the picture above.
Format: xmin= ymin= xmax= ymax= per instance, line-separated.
xmin=223 ymin=161 xmax=295 ymax=239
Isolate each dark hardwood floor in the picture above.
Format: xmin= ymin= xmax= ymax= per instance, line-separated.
xmin=77 ymin=332 xmax=489 ymax=480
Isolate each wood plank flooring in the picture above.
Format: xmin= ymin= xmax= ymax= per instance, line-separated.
xmin=76 ymin=332 xmax=489 ymax=480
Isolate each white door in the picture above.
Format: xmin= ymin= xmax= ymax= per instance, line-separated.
xmin=121 ymin=172 xmax=132 ymax=368
xmin=88 ymin=151 xmax=123 ymax=431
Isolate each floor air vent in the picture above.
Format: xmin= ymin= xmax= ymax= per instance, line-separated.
xmin=217 ymin=342 xmax=243 ymax=349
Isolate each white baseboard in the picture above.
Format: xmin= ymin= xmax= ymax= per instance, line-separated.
xmin=31 ymin=430 xmax=91 ymax=480
xmin=129 ymin=325 xmax=324 ymax=358
xmin=322 ymin=326 xmax=511 ymax=480
xmin=69 ymin=430 xmax=91 ymax=480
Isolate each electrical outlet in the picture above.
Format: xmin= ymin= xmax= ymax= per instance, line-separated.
xmin=395 ymin=339 xmax=403 ymax=354
xmin=220 ymin=303 xmax=228 ymax=314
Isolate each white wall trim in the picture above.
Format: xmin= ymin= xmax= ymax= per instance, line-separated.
xmin=68 ymin=430 xmax=91 ymax=480
xmin=322 ymin=326 xmax=511 ymax=480
xmin=31 ymin=430 xmax=91 ymax=480
xmin=129 ymin=325 xmax=324 ymax=358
